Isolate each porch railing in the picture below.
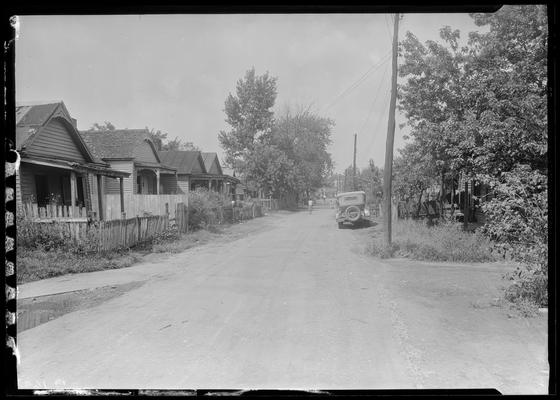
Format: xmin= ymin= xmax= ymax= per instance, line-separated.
xmin=21 ymin=202 xmax=89 ymax=221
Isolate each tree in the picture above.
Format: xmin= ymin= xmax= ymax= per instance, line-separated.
xmin=270 ymin=108 xmax=334 ymax=200
xmin=88 ymin=121 xmax=116 ymax=131
xmin=218 ymin=68 xmax=278 ymax=168
xmin=147 ymin=127 xmax=200 ymax=152
xmin=146 ymin=127 xmax=168 ymax=151
xmin=393 ymin=142 xmax=437 ymax=215
xmin=397 ymin=5 xmax=548 ymax=304
xmin=164 ymin=137 xmax=200 ymax=151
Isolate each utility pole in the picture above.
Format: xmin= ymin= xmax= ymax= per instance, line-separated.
xmin=383 ymin=13 xmax=400 ymax=245
xmin=353 ymin=133 xmax=357 ymax=191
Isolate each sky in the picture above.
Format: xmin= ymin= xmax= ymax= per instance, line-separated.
xmin=15 ymin=12 xmax=489 ymax=174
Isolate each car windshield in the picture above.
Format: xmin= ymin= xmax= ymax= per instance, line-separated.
xmin=337 ymin=194 xmax=365 ymax=206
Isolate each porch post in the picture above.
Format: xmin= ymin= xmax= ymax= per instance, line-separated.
xmin=156 ymin=169 xmax=160 ymax=194
xmin=97 ymin=174 xmax=104 ymax=221
xmin=119 ymin=177 xmax=125 ymax=219
xmin=70 ymin=171 xmax=77 ymax=217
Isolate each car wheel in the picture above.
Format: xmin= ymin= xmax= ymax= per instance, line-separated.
xmin=346 ymin=205 xmax=361 ymax=222
xmin=338 ymin=222 xmax=344 ymax=229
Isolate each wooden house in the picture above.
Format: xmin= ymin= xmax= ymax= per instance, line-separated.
xmin=15 ymin=101 xmax=130 ymax=220
xmin=158 ymin=151 xmax=239 ymax=197
xmin=79 ymin=129 xmax=178 ymax=195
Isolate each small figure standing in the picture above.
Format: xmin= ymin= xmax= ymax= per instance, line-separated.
xmin=308 ymin=199 xmax=313 ymax=214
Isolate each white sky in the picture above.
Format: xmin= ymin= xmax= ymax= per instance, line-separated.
xmin=15 ymin=12 xmax=489 ymax=173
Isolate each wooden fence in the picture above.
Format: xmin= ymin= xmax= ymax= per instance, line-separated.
xmin=257 ymin=198 xmax=279 ymax=211
xmin=23 ymin=215 xmax=170 ymax=252
xmin=104 ymin=194 xmax=189 ymax=221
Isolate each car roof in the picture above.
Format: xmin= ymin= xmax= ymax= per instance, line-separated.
xmin=336 ymin=191 xmax=366 ymax=198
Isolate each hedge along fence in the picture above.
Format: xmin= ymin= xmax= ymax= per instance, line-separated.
xmin=18 ymin=214 xmax=170 ymax=253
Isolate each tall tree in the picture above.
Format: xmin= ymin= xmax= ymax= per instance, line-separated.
xmin=218 ymin=68 xmax=278 ymax=169
xmin=271 ymin=108 xmax=334 ymax=199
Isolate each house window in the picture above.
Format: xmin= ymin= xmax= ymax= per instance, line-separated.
xmin=137 ymin=174 xmax=142 ymax=194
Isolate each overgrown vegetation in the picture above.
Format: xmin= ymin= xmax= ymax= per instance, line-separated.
xmin=393 ymin=5 xmax=548 ymax=307
xmin=367 ymin=219 xmax=497 ymax=263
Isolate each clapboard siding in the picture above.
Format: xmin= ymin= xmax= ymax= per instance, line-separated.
xmin=19 ymin=165 xmax=37 ymax=202
xmin=133 ymin=140 xmax=159 ymax=164
xmin=177 ymin=179 xmax=190 ymax=194
xmin=105 ymin=161 xmax=134 ymax=194
xmin=160 ymin=174 xmax=178 ymax=194
xmin=25 ymin=118 xmax=86 ymax=163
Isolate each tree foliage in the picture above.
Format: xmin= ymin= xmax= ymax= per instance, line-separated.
xmin=147 ymin=127 xmax=200 ymax=151
xmin=218 ymin=68 xmax=278 ymax=168
xmin=219 ymin=70 xmax=333 ymax=203
xmin=397 ymin=5 xmax=548 ymax=304
xmin=87 ymin=121 xmax=116 ymax=131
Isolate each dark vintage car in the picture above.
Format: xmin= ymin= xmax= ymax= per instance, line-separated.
xmin=335 ymin=191 xmax=370 ymax=228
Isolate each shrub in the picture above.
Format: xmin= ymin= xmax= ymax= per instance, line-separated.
xmin=16 ymin=212 xmax=72 ymax=252
xmin=187 ymin=188 xmax=227 ymax=229
xmin=480 ymin=165 xmax=548 ymax=306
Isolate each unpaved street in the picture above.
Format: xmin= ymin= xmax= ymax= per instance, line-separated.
xmin=17 ymin=209 xmax=548 ymax=392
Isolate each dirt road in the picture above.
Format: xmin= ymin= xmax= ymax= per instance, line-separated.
xmin=17 ymin=209 xmax=548 ymax=393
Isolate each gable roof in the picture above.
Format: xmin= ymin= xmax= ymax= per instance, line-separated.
xmin=157 ymin=150 xmax=207 ymax=174
xmin=16 ymin=102 xmax=68 ymax=149
xmin=79 ymin=129 xmax=160 ymax=162
xmin=15 ymin=101 xmax=96 ymax=163
xmin=201 ymin=152 xmax=223 ymax=175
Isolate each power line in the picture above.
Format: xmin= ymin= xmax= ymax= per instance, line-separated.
xmin=321 ymin=51 xmax=391 ymax=113
xmin=358 ymin=60 xmax=390 ymax=138
xmin=383 ymin=14 xmax=392 ymax=41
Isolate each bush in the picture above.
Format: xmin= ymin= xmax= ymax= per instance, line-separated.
xmin=480 ymin=165 xmax=548 ymax=306
xmin=187 ymin=188 xmax=228 ymax=229
xmin=17 ymin=212 xmax=72 ymax=252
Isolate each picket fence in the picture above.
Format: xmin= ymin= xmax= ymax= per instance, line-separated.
xmin=26 ymin=215 xmax=170 ymax=252
xmin=21 ymin=200 xmax=268 ymax=253
xmin=21 ymin=202 xmax=89 ymax=221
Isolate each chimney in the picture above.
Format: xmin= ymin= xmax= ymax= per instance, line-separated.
xmin=71 ymin=118 xmax=78 ymax=129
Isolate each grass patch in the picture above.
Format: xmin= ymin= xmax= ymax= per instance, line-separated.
xmin=17 ymin=225 xmax=230 ymax=284
xmin=367 ymin=219 xmax=498 ymax=263
xmin=17 ymin=247 xmax=142 ymax=285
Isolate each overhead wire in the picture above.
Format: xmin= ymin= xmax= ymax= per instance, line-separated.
xmin=358 ymin=60 xmax=390 ymax=137
xmin=321 ymin=50 xmax=391 ymax=113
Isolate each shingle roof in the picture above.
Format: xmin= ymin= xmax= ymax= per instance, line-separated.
xmin=201 ymin=152 xmax=223 ymax=175
xmin=79 ymin=129 xmax=154 ymax=160
xmin=16 ymin=102 xmax=61 ymax=149
xmin=157 ymin=150 xmax=206 ymax=174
